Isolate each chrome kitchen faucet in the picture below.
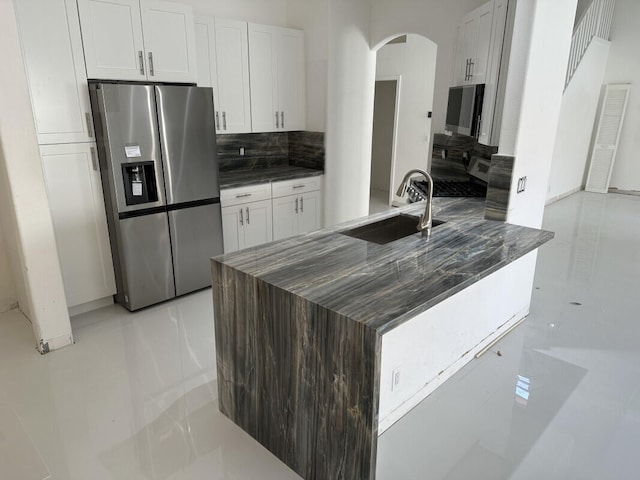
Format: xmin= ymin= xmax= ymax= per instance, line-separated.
xmin=396 ymin=169 xmax=434 ymax=238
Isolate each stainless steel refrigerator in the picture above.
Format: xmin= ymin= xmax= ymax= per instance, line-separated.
xmin=89 ymin=82 xmax=223 ymax=311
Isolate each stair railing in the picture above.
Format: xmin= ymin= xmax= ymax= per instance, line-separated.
xmin=565 ymin=0 xmax=616 ymax=88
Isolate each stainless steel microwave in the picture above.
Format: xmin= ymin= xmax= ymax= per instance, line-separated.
xmin=445 ymin=83 xmax=485 ymax=137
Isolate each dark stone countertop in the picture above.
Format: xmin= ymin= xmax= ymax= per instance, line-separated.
xmin=212 ymin=197 xmax=554 ymax=335
xmin=219 ymin=166 xmax=324 ymax=189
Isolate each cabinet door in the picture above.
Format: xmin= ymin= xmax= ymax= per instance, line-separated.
xmin=77 ymin=0 xmax=146 ymax=81
xmin=460 ymin=12 xmax=479 ymax=85
xmin=277 ymin=28 xmax=306 ymax=131
xmin=221 ymin=205 xmax=241 ymax=253
xmin=140 ymin=0 xmax=196 ymax=83
xmin=272 ymin=195 xmax=297 ymax=241
xmin=15 ymin=0 xmax=94 ymax=144
xmin=40 ymin=143 xmax=116 ymax=307
xmin=470 ymin=1 xmax=494 ymax=84
xmin=195 ymin=17 xmax=222 ymax=132
xmin=242 ymin=200 xmax=273 ymax=249
xmin=215 ymin=19 xmax=252 ymax=134
xmin=248 ymin=23 xmax=279 ymax=132
xmin=297 ymin=190 xmax=321 ymax=235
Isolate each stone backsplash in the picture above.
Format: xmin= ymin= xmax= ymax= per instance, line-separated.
xmin=432 ymin=133 xmax=498 ymax=166
xmin=217 ymin=131 xmax=325 ymax=172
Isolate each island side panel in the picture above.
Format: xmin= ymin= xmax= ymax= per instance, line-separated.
xmin=211 ymin=259 xmax=259 ymax=435
xmin=212 ymin=259 xmax=382 ymax=480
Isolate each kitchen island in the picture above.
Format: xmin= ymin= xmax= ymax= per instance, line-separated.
xmin=211 ymin=198 xmax=553 ymax=479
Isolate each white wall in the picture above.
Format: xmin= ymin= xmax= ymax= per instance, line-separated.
xmin=376 ymin=35 xmax=437 ymax=202
xmin=176 ymin=0 xmax=287 ymax=25
xmin=547 ymin=38 xmax=610 ymax=203
xmin=603 ymin=0 xmax=640 ymax=192
xmin=370 ymin=0 xmax=488 ymax=136
xmin=0 ymin=0 xmax=72 ymax=351
xmin=285 ymin=0 xmax=329 ymax=132
xmin=0 ymin=207 xmax=17 ymax=313
xmin=501 ymin=0 xmax=577 ymax=229
xmin=324 ymin=0 xmax=376 ymax=226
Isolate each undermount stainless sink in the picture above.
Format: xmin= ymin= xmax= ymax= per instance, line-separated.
xmin=339 ymin=214 xmax=445 ymax=245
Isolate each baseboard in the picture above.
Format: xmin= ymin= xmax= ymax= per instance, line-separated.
xmin=38 ymin=331 xmax=74 ymax=354
xmin=546 ymin=186 xmax=581 ymax=205
xmin=68 ymin=296 xmax=114 ymax=317
xmin=609 ymin=188 xmax=640 ymax=197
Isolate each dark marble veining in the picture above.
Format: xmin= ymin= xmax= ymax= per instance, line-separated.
xmin=217 ymin=131 xmax=325 ymax=173
xmin=219 ymin=165 xmax=323 ymax=189
xmin=288 ymin=131 xmax=325 ymax=170
xmin=212 ymin=197 xmax=553 ymax=479
xmin=485 ymin=154 xmax=515 ymax=221
xmin=432 ymin=133 xmax=498 ymax=166
xmin=214 ymin=198 xmax=552 ymax=334
xmin=217 ymin=132 xmax=289 ymax=171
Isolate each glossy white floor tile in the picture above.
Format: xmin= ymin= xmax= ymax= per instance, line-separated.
xmin=0 ymin=191 xmax=638 ymax=479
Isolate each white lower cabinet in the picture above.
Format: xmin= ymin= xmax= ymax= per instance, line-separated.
xmin=221 ymin=200 xmax=273 ymax=253
xmin=39 ymin=143 xmax=116 ymax=307
xmin=272 ymin=178 xmax=322 ymax=241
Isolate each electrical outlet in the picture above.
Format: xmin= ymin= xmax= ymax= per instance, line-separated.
xmin=240 ymin=147 xmax=245 ymax=156
xmin=391 ymin=367 xmax=401 ymax=391
xmin=517 ymin=176 xmax=527 ymax=193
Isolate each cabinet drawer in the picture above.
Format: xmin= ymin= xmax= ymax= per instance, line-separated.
xmin=271 ymin=176 xmax=322 ymax=198
xmin=221 ymin=182 xmax=272 ymax=207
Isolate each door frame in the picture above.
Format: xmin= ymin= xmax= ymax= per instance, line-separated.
xmin=372 ymin=75 xmax=402 ymax=207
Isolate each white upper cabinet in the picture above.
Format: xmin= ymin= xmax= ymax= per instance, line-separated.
xmin=195 ymin=17 xmax=252 ymax=133
xmin=454 ymin=1 xmax=494 ymax=86
xmin=140 ymin=1 xmax=196 ymax=83
xmin=248 ymin=23 xmax=305 ymax=132
xmin=77 ymin=0 xmax=146 ymax=81
xmin=15 ymin=0 xmax=94 ymax=144
xmin=77 ymin=0 xmax=196 ymax=83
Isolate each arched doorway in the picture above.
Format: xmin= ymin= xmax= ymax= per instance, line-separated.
xmin=369 ymin=33 xmax=438 ymax=214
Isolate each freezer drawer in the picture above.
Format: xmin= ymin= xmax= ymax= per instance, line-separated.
xmin=118 ymin=213 xmax=175 ymax=310
xmin=168 ymin=202 xmax=223 ymax=296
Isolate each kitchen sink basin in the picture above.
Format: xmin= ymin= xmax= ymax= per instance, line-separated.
xmin=339 ymin=214 xmax=445 ymax=245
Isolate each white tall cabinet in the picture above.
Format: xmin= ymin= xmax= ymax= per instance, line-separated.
xmin=195 ymin=17 xmax=252 ymax=134
xmin=14 ymin=0 xmax=94 ymax=144
xmin=248 ymin=24 xmax=305 ymax=132
xmin=77 ymin=0 xmax=197 ymax=83
xmin=39 ymin=144 xmax=116 ymax=307
xmin=15 ymin=0 xmax=116 ymax=311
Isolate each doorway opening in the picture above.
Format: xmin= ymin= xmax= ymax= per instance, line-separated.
xmin=369 ymin=33 xmax=438 ymax=214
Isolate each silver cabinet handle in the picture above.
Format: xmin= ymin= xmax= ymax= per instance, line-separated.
xmin=246 ymin=207 xmax=250 ymax=224
xmin=292 ymin=184 xmax=305 ymax=189
xmin=215 ymin=111 xmax=220 ymax=131
xmin=222 ymin=111 xmax=227 ymax=131
xmin=295 ymin=197 xmax=298 ymax=214
xmin=464 ymin=59 xmax=469 ymax=81
xmin=239 ymin=208 xmax=244 ymax=226
xmin=468 ymin=59 xmax=474 ymax=80
xmin=148 ymin=52 xmax=154 ymax=76
xmin=90 ymin=147 xmax=98 ymax=171
xmin=138 ymin=51 xmax=145 ymax=75
xmin=281 ymin=111 xmax=285 ymax=129
xmin=235 ymin=193 xmax=251 ymax=198
xmin=275 ymin=111 xmax=279 ymax=129
xmin=300 ymin=196 xmax=303 ymax=213
xmin=85 ymin=112 xmax=94 ymax=138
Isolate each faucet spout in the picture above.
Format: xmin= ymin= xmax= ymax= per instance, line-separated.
xmin=396 ymin=168 xmax=434 ymax=237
